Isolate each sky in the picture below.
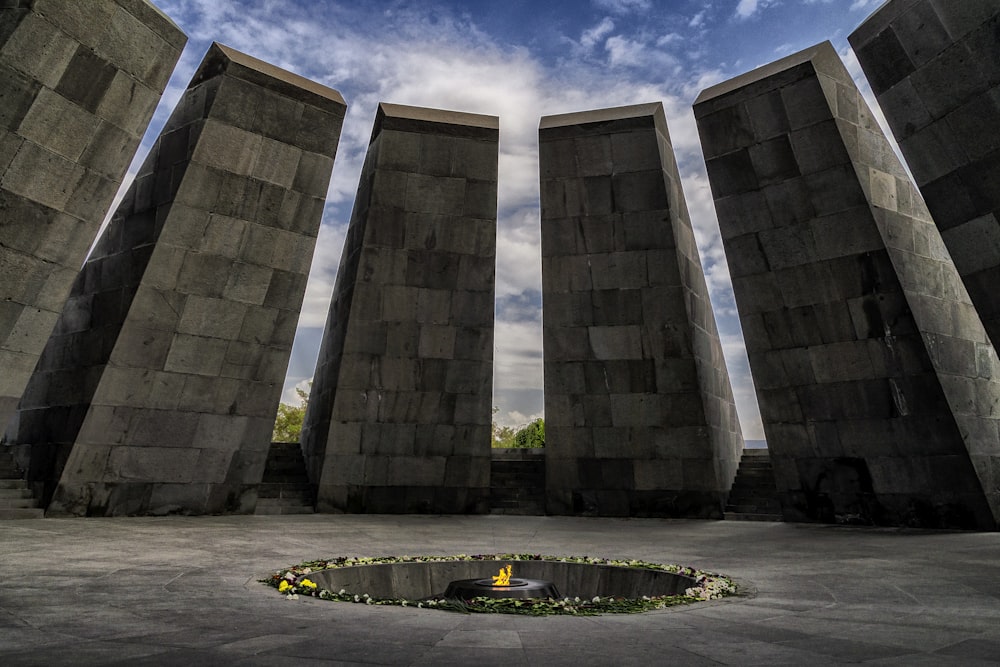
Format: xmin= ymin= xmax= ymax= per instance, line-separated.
xmin=134 ymin=0 xmax=889 ymax=438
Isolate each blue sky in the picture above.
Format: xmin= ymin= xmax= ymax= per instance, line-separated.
xmin=136 ymin=0 xmax=887 ymax=438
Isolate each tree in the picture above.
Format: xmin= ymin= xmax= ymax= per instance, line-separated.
xmin=491 ymin=407 xmax=517 ymax=447
xmin=492 ymin=409 xmax=545 ymax=449
xmin=272 ymin=386 xmax=309 ymax=443
xmin=513 ymin=418 xmax=545 ymax=448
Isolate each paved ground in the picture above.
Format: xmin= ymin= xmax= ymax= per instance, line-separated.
xmin=1 ymin=514 xmax=998 ymax=665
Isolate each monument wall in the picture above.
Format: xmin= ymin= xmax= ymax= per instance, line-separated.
xmin=849 ymin=0 xmax=1000 ymax=348
xmin=11 ymin=43 xmax=346 ymax=515
xmin=301 ymin=103 xmax=497 ymax=514
xmin=694 ymin=42 xmax=1000 ymax=529
xmin=539 ymin=103 xmax=744 ymax=518
xmin=0 ymin=0 xmax=185 ymax=434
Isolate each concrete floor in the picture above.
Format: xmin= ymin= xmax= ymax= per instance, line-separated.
xmin=1 ymin=514 xmax=998 ymax=665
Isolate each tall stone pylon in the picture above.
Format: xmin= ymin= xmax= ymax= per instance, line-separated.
xmin=694 ymin=41 xmax=1000 ymax=529
xmin=539 ymin=103 xmax=744 ymax=518
xmin=11 ymin=44 xmax=346 ymax=515
xmin=301 ymin=103 xmax=498 ymax=514
xmin=0 ymin=0 xmax=186 ymax=434
xmin=850 ymin=1 xmax=1000 ymax=347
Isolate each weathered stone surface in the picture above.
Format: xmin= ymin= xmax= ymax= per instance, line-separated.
xmin=301 ymin=103 xmax=497 ymax=514
xmin=695 ymin=41 xmax=1000 ymax=529
xmin=539 ymin=102 xmax=744 ymax=519
xmin=9 ymin=43 xmax=346 ymax=515
xmin=0 ymin=0 xmax=185 ymax=434
xmin=850 ymin=0 xmax=1000 ymax=350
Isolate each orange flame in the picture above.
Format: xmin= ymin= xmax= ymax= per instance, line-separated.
xmin=492 ymin=564 xmax=512 ymax=586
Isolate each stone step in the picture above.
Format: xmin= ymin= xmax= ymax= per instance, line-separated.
xmin=258 ymin=482 xmax=314 ymax=497
xmin=490 ymin=489 xmax=545 ymax=502
xmin=727 ymin=497 xmax=782 ymax=509
xmin=725 ymin=449 xmax=781 ymax=522
xmin=264 ymin=459 xmax=307 ymax=471
xmin=489 ymin=456 xmax=545 ymax=514
xmin=0 ymin=479 xmax=29 ymax=489
xmin=257 ymin=442 xmax=315 ymax=515
xmin=0 ymin=488 xmax=34 ymax=499
xmin=725 ymin=513 xmax=783 ymax=522
xmin=254 ymin=498 xmax=314 ymax=515
xmin=0 ymin=497 xmax=40 ymax=508
xmin=492 ymin=461 xmax=544 ymax=470
xmin=490 ymin=505 xmax=546 ymax=516
xmin=726 ymin=503 xmax=782 ymax=514
xmin=0 ymin=508 xmax=45 ymax=520
xmin=490 ymin=476 xmax=545 ymax=489
xmin=260 ymin=473 xmax=310 ymax=484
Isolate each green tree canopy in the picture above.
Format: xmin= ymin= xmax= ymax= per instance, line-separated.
xmin=272 ymin=386 xmax=309 ymax=443
xmin=513 ymin=418 xmax=545 ymax=448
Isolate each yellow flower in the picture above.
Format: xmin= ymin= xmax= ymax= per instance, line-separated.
xmin=279 ymin=580 xmax=292 ymax=593
xmin=301 ymin=579 xmax=317 ymax=589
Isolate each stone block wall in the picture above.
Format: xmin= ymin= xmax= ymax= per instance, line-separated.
xmin=10 ymin=43 xmax=346 ymax=515
xmin=849 ymin=1 xmax=1000 ymax=348
xmin=0 ymin=0 xmax=185 ymax=434
xmin=539 ymin=103 xmax=744 ymax=518
xmin=694 ymin=41 xmax=1000 ymax=529
xmin=301 ymin=103 xmax=497 ymax=514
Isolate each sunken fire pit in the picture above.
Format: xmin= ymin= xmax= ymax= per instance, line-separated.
xmin=295 ymin=557 xmax=699 ymax=601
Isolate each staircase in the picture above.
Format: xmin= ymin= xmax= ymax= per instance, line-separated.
xmin=490 ymin=448 xmax=545 ymax=515
xmin=255 ymin=442 xmax=315 ymax=515
xmin=0 ymin=447 xmax=44 ymax=519
xmin=725 ymin=449 xmax=783 ymax=521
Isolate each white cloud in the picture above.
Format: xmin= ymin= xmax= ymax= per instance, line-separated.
xmin=734 ymin=0 xmax=777 ymax=20
xmin=849 ymin=0 xmax=880 ymax=10
xmin=657 ymin=32 xmax=683 ymax=47
xmin=592 ymin=0 xmax=652 ymax=14
xmin=580 ymin=17 xmax=615 ymax=50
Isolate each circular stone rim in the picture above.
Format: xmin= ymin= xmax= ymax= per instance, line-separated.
xmin=267 ymin=554 xmax=739 ymax=616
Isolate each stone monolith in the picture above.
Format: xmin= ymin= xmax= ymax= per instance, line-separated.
xmin=11 ymin=43 xmax=346 ymax=515
xmin=0 ymin=0 xmax=185 ymax=433
xmin=694 ymin=41 xmax=1000 ymax=529
xmin=850 ymin=0 xmax=1000 ymax=348
xmin=539 ymin=103 xmax=744 ymax=518
xmin=301 ymin=103 xmax=497 ymax=514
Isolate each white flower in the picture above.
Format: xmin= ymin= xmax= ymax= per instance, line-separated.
xmin=339 ymin=589 xmax=346 ymax=595
xmin=592 ymin=596 xmax=600 ymax=603
xmin=353 ymin=595 xmax=360 ymax=602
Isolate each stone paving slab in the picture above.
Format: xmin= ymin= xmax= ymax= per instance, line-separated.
xmin=0 ymin=515 xmax=998 ymax=665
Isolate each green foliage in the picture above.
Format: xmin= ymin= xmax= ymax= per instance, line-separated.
xmin=513 ymin=418 xmax=544 ymax=448
xmin=492 ymin=423 xmax=518 ymax=448
xmin=492 ymin=408 xmax=545 ymax=448
xmin=272 ymin=386 xmax=309 ymax=443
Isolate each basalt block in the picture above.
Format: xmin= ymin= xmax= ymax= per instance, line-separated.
xmin=694 ymin=41 xmax=1000 ymax=529
xmin=301 ymin=103 xmax=497 ymax=514
xmin=10 ymin=43 xmax=346 ymax=515
xmin=539 ymin=103 xmax=744 ymax=518
xmin=0 ymin=0 xmax=185 ymax=434
xmin=850 ymin=0 xmax=1000 ymax=349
